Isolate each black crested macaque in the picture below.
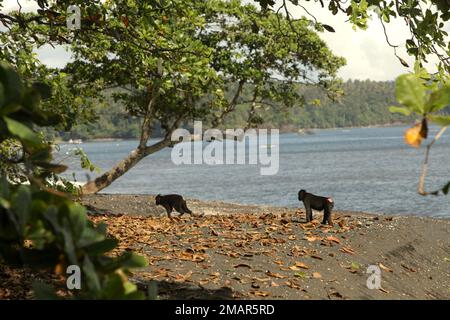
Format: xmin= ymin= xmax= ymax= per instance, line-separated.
xmin=298 ymin=189 xmax=334 ymax=225
xmin=155 ymin=194 xmax=193 ymax=218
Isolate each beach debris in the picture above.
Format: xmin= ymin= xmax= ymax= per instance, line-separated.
xmin=327 ymin=290 xmax=344 ymax=300
xmin=340 ymin=246 xmax=356 ymax=255
xmin=294 ymin=272 xmax=307 ymax=279
xmin=266 ymin=271 xmax=288 ymax=279
xmin=401 ymin=263 xmax=416 ymax=272
xmin=294 ymin=262 xmax=309 ymax=269
xmin=249 ymin=290 xmax=270 ymax=297
xmin=379 ymin=263 xmax=394 ymax=273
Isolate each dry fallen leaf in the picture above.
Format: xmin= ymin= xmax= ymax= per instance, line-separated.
xmin=404 ymin=120 xmax=427 ymax=148
xmin=266 ymin=271 xmax=288 ymax=279
xmin=379 ymin=263 xmax=393 ymax=273
xmin=326 ymin=236 xmax=341 ymax=244
xmin=340 ymin=246 xmax=355 ymax=255
xmin=294 ymin=262 xmax=309 ymax=269
xmin=284 ymin=281 xmax=301 ymax=289
xmin=401 ymin=263 xmax=416 ymax=272
xmin=312 ymin=272 xmax=322 ymax=279
xmin=271 ymin=281 xmax=279 ymax=287
xmin=250 ymin=290 xmax=271 ymax=297
xmin=304 ymin=236 xmax=319 ymax=242
xmin=379 ymin=287 xmax=390 ymax=293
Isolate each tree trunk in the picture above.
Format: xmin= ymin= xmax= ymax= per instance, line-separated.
xmin=80 ymin=139 xmax=170 ymax=194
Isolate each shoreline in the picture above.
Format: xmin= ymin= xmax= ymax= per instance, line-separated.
xmin=81 ymin=193 xmax=450 ymax=300
xmin=2 ymin=193 xmax=449 ymax=299
xmin=79 ymin=193 xmax=448 ymax=220
xmin=80 ymin=193 xmax=381 ymax=218
xmin=57 ymin=122 xmax=411 ymax=143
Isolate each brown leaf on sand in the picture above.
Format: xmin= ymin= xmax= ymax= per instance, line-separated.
xmin=310 ymin=255 xmax=323 ymax=260
xmin=250 ymin=290 xmax=271 ymax=297
xmin=294 ymin=262 xmax=309 ymax=269
xmin=340 ymin=246 xmax=355 ymax=255
xmin=401 ymin=263 xmax=416 ymax=272
xmin=192 ymin=254 xmax=206 ymax=262
xmin=228 ymin=252 xmax=240 ymax=258
xmin=173 ymin=270 xmax=193 ymax=282
xmin=379 ymin=287 xmax=390 ymax=294
xmin=326 ymin=236 xmax=341 ymax=244
xmin=304 ymin=235 xmax=320 ymax=242
xmin=234 ymin=263 xmax=252 ymax=269
xmin=328 ymin=291 xmax=344 ymax=300
xmin=312 ymin=272 xmax=322 ymax=279
xmin=300 ymin=222 xmax=319 ymax=230
xmin=254 ymin=277 xmax=271 ymax=282
xmin=266 ymin=271 xmax=288 ymax=279
xmin=379 ymin=263 xmax=393 ymax=273
xmin=271 ymin=281 xmax=279 ymax=287
xmin=284 ymin=280 xmax=301 ymax=289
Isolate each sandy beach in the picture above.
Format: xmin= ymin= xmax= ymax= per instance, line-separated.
xmin=1 ymin=194 xmax=449 ymax=300
xmin=81 ymin=194 xmax=450 ymax=300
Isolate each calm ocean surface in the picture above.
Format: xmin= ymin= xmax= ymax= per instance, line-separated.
xmin=57 ymin=126 xmax=450 ymax=218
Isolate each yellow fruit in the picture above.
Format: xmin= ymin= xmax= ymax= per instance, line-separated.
xmin=404 ymin=123 xmax=423 ymax=148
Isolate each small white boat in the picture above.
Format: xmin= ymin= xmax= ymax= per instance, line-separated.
xmin=68 ymin=139 xmax=83 ymax=144
xmin=260 ymin=144 xmax=277 ymax=149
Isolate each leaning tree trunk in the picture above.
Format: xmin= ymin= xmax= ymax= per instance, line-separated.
xmin=80 ymin=138 xmax=171 ymax=194
xmin=80 ymin=148 xmax=146 ymax=194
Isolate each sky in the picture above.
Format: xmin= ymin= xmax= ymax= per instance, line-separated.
xmin=0 ymin=0 xmax=445 ymax=81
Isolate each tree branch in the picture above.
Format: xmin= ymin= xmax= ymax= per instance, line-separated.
xmin=418 ymin=126 xmax=448 ymax=196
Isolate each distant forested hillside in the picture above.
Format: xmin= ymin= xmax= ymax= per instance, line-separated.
xmin=58 ymin=79 xmax=410 ymax=140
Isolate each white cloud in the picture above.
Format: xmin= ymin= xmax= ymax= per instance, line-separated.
xmin=1 ymin=0 xmax=39 ymax=12
xmin=1 ymin=0 xmax=445 ymax=80
xmin=279 ymin=1 xmax=413 ymax=81
xmin=35 ymin=45 xmax=73 ymax=69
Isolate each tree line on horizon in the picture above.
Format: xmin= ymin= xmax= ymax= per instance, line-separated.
xmin=53 ymin=79 xmax=412 ymax=141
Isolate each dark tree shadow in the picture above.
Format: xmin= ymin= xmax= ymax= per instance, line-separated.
xmin=137 ymin=280 xmax=237 ymax=300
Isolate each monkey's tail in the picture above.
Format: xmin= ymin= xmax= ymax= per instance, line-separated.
xmin=182 ymin=201 xmax=193 ymax=214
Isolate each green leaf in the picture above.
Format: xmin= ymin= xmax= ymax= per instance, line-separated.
xmin=83 ymin=255 xmax=101 ymax=292
xmin=0 ymin=63 xmax=22 ymax=105
xmin=294 ymin=271 xmax=307 ymax=278
xmin=389 ymin=106 xmax=412 ymax=116
xmin=83 ymin=238 xmax=118 ymax=255
xmin=429 ymin=115 xmax=450 ymax=126
xmin=322 ymin=24 xmax=335 ymax=32
xmin=147 ymin=280 xmax=158 ymax=300
xmin=395 ymin=74 xmax=426 ymax=114
xmin=117 ymin=252 xmax=148 ymax=269
xmin=32 ymin=282 xmax=59 ymax=300
xmin=351 ymin=262 xmax=360 ymax=270
xmin=426 ymin=82 xmax=450 ymax=113
xmin=3 ymin=116 xmax=41 ymax=147
xmin=12 ymin=186 xmax=31 ymax=233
